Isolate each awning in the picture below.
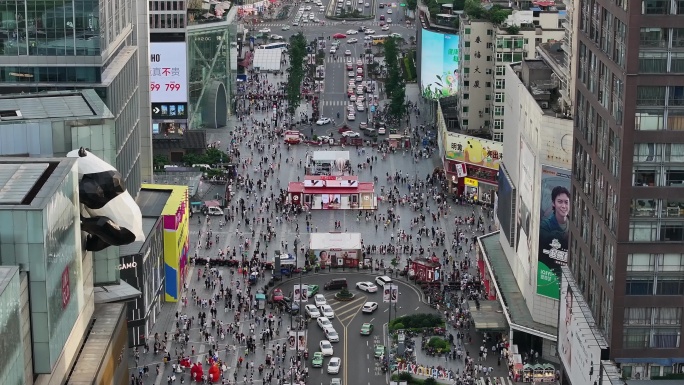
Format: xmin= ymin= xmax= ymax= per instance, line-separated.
xmin=94 ymin=280 xmax=142 ymax=303
xmin=467 ymin=300 xmax=508 ymax=331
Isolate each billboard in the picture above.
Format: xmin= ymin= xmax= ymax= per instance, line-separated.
xmin=558 ymin=273 xmax=605 ymax=385
xmin=420 ymin=29 xmax=460 ymax=99
xmin=497 ymin=164 xmax=516 ymax=247
xmin=294 ymin=284 xmax=309 ymax=303
xmin=516 ymin=139 xmax=535 ymax=276
xmin=382 ymin=285 xmax=399 ymax=303
xmin=537 ymin=166 xmax=571 ymax=299
xmin=288 ymin=331 xmax=307 ymax=351
xmin=445 ymin=133 xmax=503 ymax=170
xmin=150 ymin=42 xmax=188 ymax=103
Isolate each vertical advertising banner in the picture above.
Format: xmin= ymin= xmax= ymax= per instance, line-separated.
xmin=294 ymin=284 xmax=309 ymax=303
xmin=383 ymin=286 xmax=390 ymax=303
xmin=537 ymin=166 xmax=571 ymax=299
xmin=149 ymin=42 xmax=188 ymax=103
xmin=420 ymin=29 xmax=460 ymax=99
xmin=288 ymin=331 xmax=307 ymax=351
xmin=390 ymin=285 xmax=399 ymax=304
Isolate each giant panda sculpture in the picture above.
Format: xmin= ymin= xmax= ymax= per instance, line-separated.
xmin=67 ymin=147 xmax=145 ymax=252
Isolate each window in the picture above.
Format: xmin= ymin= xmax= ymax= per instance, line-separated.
xmin=465 ymin=28 xmax=471 ymax=34
xmin=624 ymin=328 xmax=650 ymax=348
xmin=639 ymin=52 xmax=668 ymax=73
xmin=660 ymin=222 xmax=684 ymax=241
xmin=670 ymin=86 xmax=684 ymax=106
xmin=642 ymin=0 xmax=670 ymax=15
xmin=640 ymin=28 xmax=668 ymax=48
xmin=665 ymin=166 xmax=684 ymax=186
xmin=625 ymin=308 xmax=652 ymax=325
xmin=626 ymin=277 xmax=655 ymax=295
xmin=494 ymin=106 xmax=504 ymax=116
xmin=494 ymin=119 xmax=504 ymax=130
xmin=634 ymin=143 xmax=661 ymax=162
xmin=656 ymin=277 xmax=684 ymax=294
xmin=635 ymin=110 xmax=665 ymax=130
xmin=661 ymin=254 xmax=684 ymax=271
xmin=495 ymin=66 xmax=505 ymax=76
xmin=637 ymin=86 xmax=666 ymax=106
xmin=633 ymin=166 xmax=658 ymax=186
xmin=628 ymin=254 xmax=658 ymax=271
xmin=462 ymin=93 xmax=469 ymax=100
xmin=495 ymin=79 xmax=505 ymax=89
xmin=652 ymin=328 xmax=680 ymax=347
xmin=629 ymin=221 xmax=658 ymax=241
xmin=495 ymin=93 xmax=504 ymax=103
xmin=462 ymin=119 xmax=469 ymax=127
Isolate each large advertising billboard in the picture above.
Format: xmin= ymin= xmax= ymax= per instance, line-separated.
xmin=444 ymin=133 xmax=503 ymax=170
xmin=558 ymin=272 xmax=605 ymax=385
xmin=516 ymin=139 xmax=535 ymax=278
xmin=420 ymin=29 xmax=460 ymax=99
xmin=150 ymin=42 xmax=188 ymax=103
xmin=537 ymin=166 xmax=571 ymax=299
xmin=497 ymin=164 xmax=516 ymax=247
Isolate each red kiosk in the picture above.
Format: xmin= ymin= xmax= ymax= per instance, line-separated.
xmin=288 ymin=175 xmax=377 ymax=210
xmin=410 ymin=258 xmax=442 ymax=282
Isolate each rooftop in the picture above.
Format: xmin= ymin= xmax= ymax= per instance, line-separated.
xmin=136 ymin=189 xmax=172 ymax=217
xmin=187 ymin=0 xmax=233 ymax=27
xmin=0 ymin=89 xmax=113 ymax=122
xmin=479 ymin=232 xmax=557 ymax=339
xmin=150 ymin=172 xmax=202 ymax=197
xmin=119 ymin=217 xmax=161 ymax=256
xmin=510 ymin=60 xmax=563 ymax=117
xmin=0 ymin=158 xmax=76 ymax=207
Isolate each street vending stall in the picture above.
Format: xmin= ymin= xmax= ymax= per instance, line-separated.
xmin=288 ymin=175 xmax=377 ymax=210
xmin=309 ymin=232 xmax=362 ymax=268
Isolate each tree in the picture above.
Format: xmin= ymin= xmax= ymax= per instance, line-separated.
xmin=406 ymin=0 xmax=417 ymax=11
xmin=286 ymin=32 xmax=308 ymax=117
xmin=382 ymin=37 xmax=406 ymax=123
xmin=424 ymin=378 xmax=438 ymax=385
xmin=452 ymin=0 xmax=466 ymax=10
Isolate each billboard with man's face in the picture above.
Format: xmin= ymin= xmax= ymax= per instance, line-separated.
xmin=537 ymin=166 xmax=571 ymax=299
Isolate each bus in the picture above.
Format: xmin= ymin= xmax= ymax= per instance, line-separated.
xmin=260 ymin=42 xmax=289 ymax=50
xmin=371 ymin=35 xmax=389 ymax=45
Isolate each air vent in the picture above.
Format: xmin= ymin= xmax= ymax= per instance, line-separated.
xmin=0 ymin=110 xmax=23 ymax=121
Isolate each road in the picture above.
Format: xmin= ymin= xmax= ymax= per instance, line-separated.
xmin=272 ymin=273 xmax=431 ymax=385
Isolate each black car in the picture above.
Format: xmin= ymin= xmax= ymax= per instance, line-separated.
xmin=276 ymin=297 xmax=300 ymax=314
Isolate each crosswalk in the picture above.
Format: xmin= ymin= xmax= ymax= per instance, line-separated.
xmin=475 ymin=377 xmax=515 ymax=385
xmin=324 ymin=56 xmax=375 ymax=64
xmin=321 ymin=100 xmax=355 ymax=106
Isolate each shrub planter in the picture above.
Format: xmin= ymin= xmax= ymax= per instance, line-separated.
xmin=334 ymin=288 xmax=355 ymax=301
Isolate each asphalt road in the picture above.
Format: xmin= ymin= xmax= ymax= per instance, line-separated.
xmin=272 ymin=273 xmax=432 ymax=385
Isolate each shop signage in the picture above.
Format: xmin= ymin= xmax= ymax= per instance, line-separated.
xmin=61 ymin=266 xmax=71 ymax=309
xmin=455 ymin=163 xmax=467 ymax=178
xmin=464 ymin=177 xmax=479 ymax=187
xmin=396 ymin=362 xmax=454 ymax=381
xmin=118 ymin=262 xmax=138 ymax=270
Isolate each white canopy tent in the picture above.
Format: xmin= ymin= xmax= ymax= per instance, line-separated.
xmin=253 ymin=48 xmax=284 ymax=72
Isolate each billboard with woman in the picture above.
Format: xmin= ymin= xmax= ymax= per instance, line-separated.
xmin=537 ymin=166 xmax=571 ymax=299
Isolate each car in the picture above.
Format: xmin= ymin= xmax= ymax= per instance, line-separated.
xmin=342 ymin=130 xmax=360 ymax=138
xmin=356 ymin=282 xmax=378 ymax=292
xmin=327 ymin=357 xmax=341 ymax=374
xmin=270 ymin=34 xmax=284 ymax=40
xmin=381 ymin=25 xmax=390 ymax=31
xmin=360 ymin=122 xmax=368 ymax=129
xmin=305 ymin=5 xmax=312 ymax=10
xmin=316 ymin=117 xmax=332 ymax=125
xmin=379 ymin=3 xmax=384 ymax=7
xmin=292 ymin=21 xmax=299 ymax=26
xmin=306 ymin=304 xmax=322 ymax=318
xmin=364 ymin=29 xmax=375 ymax=34
xmin=380 ymin=15 xmax=385 ymax=20
xmin=272 ymin=288 xmax=285 ymax=301
xmin=308 ymin=284 xmax=320 ymax=297
xmin=356 ymin=67 xmax=363 ymax=74
xmin=319 ymin=304 xmax=335 ymax=318
xmin=332 ymin=33 xmax=347 ymax=39
xmin=345 ymin=49 xmax=352 ymax=56
xmin=259 ymin=28 xmax=271 ymax=33
xmin=317 ymin=135 xmax=333 ymax=143
xmin=330 ymin=47 xmax=337 ymax=54
xmin=346 ymin=0 xmax=351 ymax=4
xmin=348 ymin=30 xmax=359 ymax=35
xmin=312 ymin=352 xmax=325 ymax=367
xmin=331 ymin=379 xmax=341 ymax=385
xmin=390 ymin=33 xmax=402 ymax=38
xmin=325 ymin=328 xmax=340 ymax=342
xmin=338 ymin=125 xmax=353 ymax=133
xmin=346 ymin=56 xmax=353 ymax=63
xmin=282 ymin=25 xmax=291 ymax=31
xmin=309 ymin=14 xmax=315 ymax=20
xmin=357 ymin=95 xmax=365 ymax=102
xmin=356 ymin=88 xmax=364 ymax=95
xmin=347 ymin=105 xmax=355 ymax=113
xmin=375 ymin=275 xmax=393 ymax=287
xmin=347 ymin=38 xmax=358 ymax=44
xmin=314 ymin=294 xmax=327 ymax=307
xmin=387 ymin=8 xmax=392 ymax=13
xmin=387 ymin=18 xmax=392 ymax=23
xmin=364 ymin=35 xmax=372 ymax=41
xmin=378 ymin=127 xmax=386 ymax=135
xmin=347 ymin=113 xmax=356 ymax=121
xmin=355 ymin=76 xmax=363 ymax=82
xmin=360 ymin=323 xmax=374 ymax=335
xmin=364 ymin=128 xmax=377 ymax=137
xmin=317 ymin=316 xmax=333 ymax=329
xmin=349 ymin=95 xmax=357 ymax=102
xmin=320 ymin=340 xmax=334 ymax=356
xmin=356 ymin=104 xmax=365 ymax=112
xmin=277 ymin=297 xmax=300 ymax=314
xmin=356 ymin=59 xmax=363 ymax=66
xmin=374 ymin=345 xmax=386 ymax=358
xmin=348 ymin=71 xmax=355 ymax=78
xmin=362 ymin=301 xmax=378 ymax=313
xmin=365 ymin=2 xmax=370 ymax=6
xmin=357 ymin=7 xmax=363 ymax=12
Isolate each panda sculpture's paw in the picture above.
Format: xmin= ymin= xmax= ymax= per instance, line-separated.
xmin=81 ymin=216 xmax=137 ymax=251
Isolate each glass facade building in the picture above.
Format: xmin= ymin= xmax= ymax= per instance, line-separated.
xmin=187 ymin=22 xmax=236 ymax=129
xmin=0 ymin=267 xmax=27 ymax=385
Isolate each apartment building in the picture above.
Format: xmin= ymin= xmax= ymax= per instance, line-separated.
xmin=457 ymin=4 xmax=565 ymax=141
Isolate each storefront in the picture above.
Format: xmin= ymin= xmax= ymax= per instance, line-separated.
xmin=409 ymin=257 xmax=442 ymax=282
xmin=142 ymin=184 xmax=190 ymax=303
xmin=119 ymin=217 xmax=165 ymax=347
xmin=440 ymin=129 xmax=501 ymax=206
xmin=309 ymin=233 xmax=362 ymax=268
xmin=288 ymin=175 xmax=377 ymax=210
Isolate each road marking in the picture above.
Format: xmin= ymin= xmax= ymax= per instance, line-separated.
xmin=370 ymin=318 xmax=374 ymax=322
xmin=383 ymin=308 xmax=388 ymax=312
xmin=330 ymin=295 xmax=366 ymax=311
xmin=415 ymin=306 xmax=420 ymax=310
xmin=343 ymin=318 xmax=348 ymax=385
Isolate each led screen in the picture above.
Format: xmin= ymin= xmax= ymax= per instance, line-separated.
xmin=420 ymin=29 xmax=460 ymax=99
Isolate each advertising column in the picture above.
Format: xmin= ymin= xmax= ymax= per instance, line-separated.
xmin=150 ymin=41 xmax=189 ymax=136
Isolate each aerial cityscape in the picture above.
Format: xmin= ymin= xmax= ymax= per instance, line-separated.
xmin=0 ymin=0 xmax=680 ymax=385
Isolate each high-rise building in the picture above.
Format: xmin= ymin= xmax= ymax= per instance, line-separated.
xmin=0 ymin=0 xmax=152 ymax=195
xmin=565 ymin=0 xmax=684 ymax=380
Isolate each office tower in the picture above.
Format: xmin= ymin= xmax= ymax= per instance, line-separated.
xmin=0 ymin=0 xmax=152 ymax=195
xmin=567 ymin=0 xmax=684 ymax=380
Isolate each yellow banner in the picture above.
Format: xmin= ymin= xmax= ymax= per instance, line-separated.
xmin=464 ymin=177 xmax=479 ymax=187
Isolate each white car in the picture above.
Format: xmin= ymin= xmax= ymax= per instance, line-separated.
xmin=259 ymin=28 xmax=271 ymax=34
xmin=387 ymin=17 xmax=392 ymax=23
xmin=355 ymin=76 xmax=363 ymax=82
xmin=306 ymin=304 xmax=322 ymax=318
xmin=346 ymin=0 xmax=351 ymax=5
xmin=381 ymin=25 xmax=390 ymax=31
xmin=327 ymin=357 xmax=341 ymax=374
xmin=320 ymin=304 xmax=335 ymax=318
xmin=316 ymin=117 xmax=332 ymax=126
xmin=314 ymin=294 xmax=327 ymax=306
xmin=282 ymin=25 xmax=291 ymax=31
xmin=293 ymin=21 xmax=299 ymax=26
xmin=348 ymin=71 xmax=355 ymax=77
xmin=362 ymin=302 xmax=378 ymax=313
xmin=305 ymin=5 xmax=312 ymax=10
xmin=270 ymin=34 xmax=284 ymax=40
xmin=346 ymin=57 xmax=353 ymax=63
xmin=325 ymin=328 xmax=340 ymax=342
xmin=347 ymin=38 xmax=358 ymax=44
xmin=357 ymin=95 xmax=365 ymax=102
xmin=378 ymin=127 xmax=386 ymax=135
xmin=387 ymin=8 xmax=392 ymax=13
xmin=347 ymin=113 xmax=356 ymax=121
xmin=365 ymin=2 xmax=370 ymax=6
xmin=356 ymin=104 xmax=365 ymax=112
xmin=320 ymin=340 xmax=334 ymax=356
xmin=317 ymin=316 xmax=333 ymax=329
xmin=342 ymin=130 xmax=360 ymax=138
xmin=364 ymin=29 xmax=375 ymax=34
xmin=356 ymin=282 xmax=378 ymax=292
xmin=390 ymin=33 xmax=402 ymax=38
xmin=330 ymin=47 xmax=337 ymax=54
xmin=356 ymin=67 xmax=363 ymax=74
xmin=375 ymin=275 xmax=393 ymax=287
xmin=349 ymin=95 xmax=357 ymax=102
xmin=347 ymin=30 xmax=358 ymax=35
xmin=345 ymin=49 xmax=352 ymax=56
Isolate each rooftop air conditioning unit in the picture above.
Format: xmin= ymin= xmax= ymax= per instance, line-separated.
xmin=540 ymin=102 xmax=549 ymax=109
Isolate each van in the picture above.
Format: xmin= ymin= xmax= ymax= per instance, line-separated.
xmin=207 ymin=206 xmax=223 ymax=216
xmin=324 ymin=278 xmax=348 ymax=290
xmin=375 ymin=275 xmax=392 ymax=287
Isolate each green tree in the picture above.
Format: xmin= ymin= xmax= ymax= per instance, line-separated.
xmin=153 ymin=155 xmax=169 ymax=169
xmin=286 ymin=32 xmax=308 ymax=117
xmin=406 ymin=0 xmax=417 ymax=11
xmin=464 ymin=0 xmax=484 ymax=18
xmin=424 ymin=378 xmax=438 ymax=385
xmin=382 ymin=37 xmax=406 ymax=122
xmin=452 ymin=0 xmax=466 ymax=10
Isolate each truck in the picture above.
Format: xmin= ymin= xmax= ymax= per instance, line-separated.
xmin=266 ymin=251 xmax=298 ymax=278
